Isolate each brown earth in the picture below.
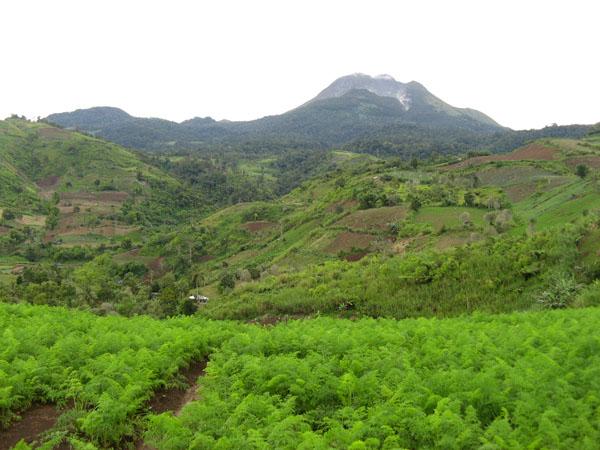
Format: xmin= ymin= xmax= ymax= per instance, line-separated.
xmin=504 ymin=176 xmax=569 ymax=203
xmin=145 ymin=257 xmax=168 ymax=280
xmin=445 ymin=143 xmax=560 ymax=170
xmin=0 ymin=226 xmax=9 ymax=236
xmin=565 ymin=155 xmax=600 ymax=170
xmin=242 ymin=221 xmax=277 ymax=233
xmin=0 ymin=404 xmax=62 ymax=450
xmin=136 ymin=360 xmax=207 ymax=450
xmin=120 ymin=248 xmax=141 ymax=258
xmin=16 ymin=215 xmax=46 ymax=227
xmin=436 ymin=232 xmax=482 ymax=250
xmin=326 ymin=199 xmax=359 ymax=213
xmin=1 ymin=361 xmax=206 ymax=450
xmin=11 ymin=265 xmax=26 ymax=275
xmin=97 ymin=191 xmax=129 ymax=202
xmin=504 ymin=183 xmax=538 ymax=202
xmin=325 ymin=232 xmax=376 ymax=254
xmin=35 ymin=175 xmax=60 ymax=189
xmin=336 ymin=206 xmax=407 ymax=231
xmin=60 ymin=191 xmax=129 ymax=203
xmin=37 ymin=127 xmax=70 ymax=140
xmin=343 ymin=251 xmax=369 ymax=262
xmin=57 ymin=224 xmax=135 ymax=237
xmin=44 ymin=223 xmax=137 ymax=244
xmin=146 ymin=360 xmax=207 ymax=416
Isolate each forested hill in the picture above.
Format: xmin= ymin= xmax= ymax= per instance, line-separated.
xmin=44 ymin=74 xmax=593 ymax=155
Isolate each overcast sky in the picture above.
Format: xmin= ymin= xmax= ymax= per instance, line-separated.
xmin=1 ymin=0 xmax=598 ymax=129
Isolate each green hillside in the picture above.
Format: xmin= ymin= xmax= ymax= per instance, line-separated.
xmin=0 ymin=119 xmax=209 ymax=257
xmin=2 ymin=121 xmax=600 ymax=448
xmin=3 ymin=130 xmax=600 ymax=322
xmin=0 ymin=119 xmax=182 ymax=198
xmin=141 ymin=135 xmax=600 ymax=321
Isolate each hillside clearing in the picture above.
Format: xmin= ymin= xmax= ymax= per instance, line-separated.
xmin=336 ymin=206 xmax=407 ymax=231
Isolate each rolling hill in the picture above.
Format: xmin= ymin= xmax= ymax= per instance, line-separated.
xmin=75 ymin=129 xmax=598 ymax=321
xmin=0 ymin=118 xmax=205 ymax=253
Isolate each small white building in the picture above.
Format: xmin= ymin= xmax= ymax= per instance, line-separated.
xmin=189 ymin=294 xmax=209 ymax=304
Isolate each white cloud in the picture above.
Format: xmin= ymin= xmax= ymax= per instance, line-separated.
xmin=0 ymin=0 xmax=598 ymax=129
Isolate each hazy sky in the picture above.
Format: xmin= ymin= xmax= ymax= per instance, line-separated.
xmin=2 ymin=0 xmax=598 ymax=129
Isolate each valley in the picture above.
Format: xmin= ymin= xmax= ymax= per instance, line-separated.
xmin=1 ymin=77 xmax=600 ymax=448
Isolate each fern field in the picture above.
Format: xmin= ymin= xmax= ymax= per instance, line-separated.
xmin=2 ymin=304 xmax=600 ymax=448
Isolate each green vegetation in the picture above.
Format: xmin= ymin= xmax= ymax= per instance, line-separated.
xmin=2 ymin=114 xmax=600 ymax=448
xmin=0 ymin=304 xmax=241 ymax=447
xmin=3 ymin=128 xmax=600 ymax=324
xmin=202 ymin=224 xmax=591 ymax=320
xmin=3 ymin=303 xmax=600 ymax=448
xmin=147 ymin=308 xmax=600 ymax=449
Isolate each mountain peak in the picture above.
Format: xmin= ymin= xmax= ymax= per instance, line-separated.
xmin=313 ymin=73 xmax=411 ymax=110
xmin=374 ymin=74 xmax=396 ymax=81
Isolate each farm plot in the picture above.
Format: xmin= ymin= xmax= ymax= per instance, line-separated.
xmin=413 ymin=206 xmax=487 ymax=232
xmin=335 ymin=206 xmax=407 ymax=231
xmin=446 ymin=143 xmax=560 ymax=170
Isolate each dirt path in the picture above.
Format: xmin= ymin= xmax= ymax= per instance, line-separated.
xmin=0 ymin=404 xmax=62 ymax=450
xmin=146 ymin=360 xmax=207 ymax=415
xmin=0 ymin=361 xmax=206 ymax=450
xmin=136 ymin=360 xmax=207 ymax=449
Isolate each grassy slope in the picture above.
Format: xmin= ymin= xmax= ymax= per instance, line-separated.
xmin=0 ymin=119 xmax=178 ymax=196
xmin=0 ymin=119 xmax=190 ymax=251
xmin=176 ymin=135 xmax=600 ymax=319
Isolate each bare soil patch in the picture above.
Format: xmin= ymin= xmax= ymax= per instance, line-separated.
xmin=242 ymin=221 xmax=277 ymax=233
xmin=336 ymin=206 xmax=407 ymax=231
xmin=17 ymin=215 xmax=46 ymax=227
xmin=504 ymin=183 xmax=538 ymax=202
xmin=60 ymin=191 xmax=128 ymax=203
xmin=147 ymin=360 xmax=207 ymax=416
xmin=0 ymin=404 xmax=62 ymax=450
xmin=475 ymin=166 xmax=552 ymax=186
xmin=446 ymin=144 xmax=559 ymax=170
xmin=121 ymin=248 xmax=141 ymax=258
xmin=343 ymin=251 xmax=369 ymax=261
xmin=37 ymin=127 xmax=70 ymax=140
xmin=135 ymin=360 xmax=207 ymax=449
xmin=97 ymin=191 xmax=129 ymax=202
xmin=0 ymin=226 xmax=9 ymax=236
xmin=145 ymin=257 xmax=168 ymax=280
xmin=36 ymin=175 xmax=60 ymax=189
xmin=565 ymin=155 xmax=600 ymax=170
xmin=510 ymin=143 xmax=559 ymax=160
xmin=45 ymin=221 xmax=137 ymax=243
xmin=326 ymin=199 xmax=359 ymax=213
xmin=60 ymin=224 xmax=135 ymax=237
xmin=325 ymin=232 xmax=375 ymax=254
xmin=436 ymin=232 xmax=482 ymax=250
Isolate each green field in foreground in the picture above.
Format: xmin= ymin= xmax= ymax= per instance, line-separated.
xmin=2 ymin=303 xmax=600 ymax=449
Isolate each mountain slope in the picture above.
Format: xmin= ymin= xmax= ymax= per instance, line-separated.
xmin=0 ymin=118 xmax=206 ymax=251
xmin=0 ymin=118 xmax=179 ymax=198
xmin=46 ymin=74 xmax=509 ymax=151
xmin=309 ymin=73 xmax=501 ymax=129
